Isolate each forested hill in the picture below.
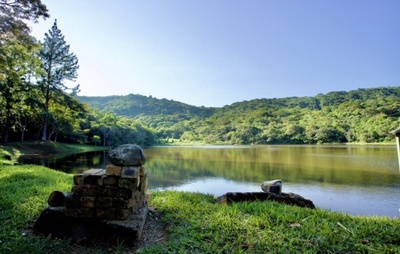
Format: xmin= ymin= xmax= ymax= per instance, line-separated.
xmin=77 ymin=94 xmax=215 ymax=118
xmin=77 ymin=86 xmax=400 ymax=144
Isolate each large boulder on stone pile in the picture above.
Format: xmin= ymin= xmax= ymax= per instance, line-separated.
xmin=108 ymin=144 xmax=146 ymax=166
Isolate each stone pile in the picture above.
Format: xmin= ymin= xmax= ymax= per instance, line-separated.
xmin=34 ymin=144 xmax=149 ymax=244
xmin=60 ymin=163 xmax=147 ymax=220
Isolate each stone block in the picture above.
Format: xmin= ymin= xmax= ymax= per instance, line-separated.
xmin=96 ymin=197 xmax=114 ymax=208
xmin=80 ymin=197 xmax=96 ymax=208
xmin=34 ymin=206 xmax=149 ymax=244
xmin=102 ymin=186 xmax=132 ymax=199
xmin=95 ymin=208 xmax=131 ymax=220
xmin=118 ymin=177 xmax=139 ymax=189
xmin=138 ymin=173 xmax=148 ymax=192
xmin=132 ymin=192 xmax=146 ymax=207
xmin=65 ymin=194 xmax=81 ymax=209
xmin=113 ymin=198 xmax=135 ymax=209
xmin=66 ymin=207 xmax=94 ymax=218
xmin=73 ymin=174 xmax=85 ymax=185
xmin=72 ymin=185 xmax=101 ymax=197
xmin=105 ymin=206 xmax=148 ymax=240
xmin=83 ymin=174 xmax=103 ymax=186
xmin=121 ymin=166 xmax=140 ymax=178
xmin=106 ymin=165 xmax=123 ymax=176
xmin=83 ymin=169 xmax=105 ymax=175
xmin=101 ymin=175 xmax=119 ymax=186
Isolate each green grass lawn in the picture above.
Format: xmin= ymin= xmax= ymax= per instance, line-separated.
xmin=0 ymin=163 xmax=399 ymax=253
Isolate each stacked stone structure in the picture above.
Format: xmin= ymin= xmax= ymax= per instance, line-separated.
xmin=61 ymin=164 xmax=147 ymax=220
xmin=34 ymin=144 xmax=149 ymax=244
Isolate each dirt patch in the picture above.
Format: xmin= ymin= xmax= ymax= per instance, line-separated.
xmin=136 ymin=207 xmax=168 ymax=250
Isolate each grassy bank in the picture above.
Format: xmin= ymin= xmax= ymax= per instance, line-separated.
xmin=0 ymin=164 xmax=399 ymax=253
xmin=0 ymin=141 xmax=108 ymax=165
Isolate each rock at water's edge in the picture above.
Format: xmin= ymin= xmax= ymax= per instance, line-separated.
xmin=217 ymin=192 xmax=315 ymax=209
xmin=108 ymin=144 xmax=146 ymax=166
xmin=261 ymin=179 xmax=282 ymax=194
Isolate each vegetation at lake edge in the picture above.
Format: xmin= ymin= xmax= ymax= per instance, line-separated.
xmin=0 ymin=164 xmax=399 ymax=253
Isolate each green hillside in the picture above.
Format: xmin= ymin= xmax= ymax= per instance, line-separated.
xmin=78 ymin=87 xmax=400 ymax=144
xmin=77 ymin=94 xmax=215 ymax=117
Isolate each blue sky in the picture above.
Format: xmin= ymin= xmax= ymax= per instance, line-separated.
xmin=30 ymin=0 xmax=400 ymax=107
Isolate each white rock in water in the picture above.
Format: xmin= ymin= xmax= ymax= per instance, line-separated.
xmin=261 ymin=179 xmax=282 ymax=194
xmin=108 ymin=144 xmax=146 ymax=166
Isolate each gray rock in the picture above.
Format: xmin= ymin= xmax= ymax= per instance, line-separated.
xmin=261 ymin=179 xmax=282 ymax=194
xmin=217 ymin=192 xmax=315 ymax=208
xmin=108 ymin=144 xmax=146 ymax=166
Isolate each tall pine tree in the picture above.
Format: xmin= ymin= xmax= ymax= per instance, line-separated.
xmin=38 ymin=19 xmax=79 ymax=141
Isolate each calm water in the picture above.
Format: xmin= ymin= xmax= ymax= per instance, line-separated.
xmin=20 ymin=145 xmax=400 ymax=218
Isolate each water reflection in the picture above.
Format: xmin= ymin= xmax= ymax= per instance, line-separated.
xmin=144 ymin=145 xmax=400 ymax=217
xmin=19 ymin=145 xmax=400 ymax=217
xmin=145 ymin=145 xmax=399 ymax=187
xmin=19 ymin=150 xmax=110 ymax=173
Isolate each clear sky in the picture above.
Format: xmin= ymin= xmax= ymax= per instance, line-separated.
xmin=29 ymin=0 xmax=400 ymax=107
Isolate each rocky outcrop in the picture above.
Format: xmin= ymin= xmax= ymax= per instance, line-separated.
xmin=217 ymin=180 xmax=315 ymax=209
xmin=217 ymin=191 xmax=315 ymax=208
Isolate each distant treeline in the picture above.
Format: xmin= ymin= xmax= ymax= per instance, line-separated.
xmin=78 ymin=86 xmax=400 ymax=145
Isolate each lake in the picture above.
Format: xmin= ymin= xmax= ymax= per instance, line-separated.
xmin=20 ymin=145 xmax=400 ymax=218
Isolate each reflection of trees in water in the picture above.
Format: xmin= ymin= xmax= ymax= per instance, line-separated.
xmin=145 ymin=146 xmax=399 ymax=189
xmin=20 ymin=146 xmax=399 ymax=188
xmin=19 ymin=151 xmax=110 ymax=174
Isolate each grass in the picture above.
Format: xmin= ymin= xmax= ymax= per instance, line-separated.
xmin=0 ymin=164 xmax=76 ymax=253
xmin=142 ymin=191 xmax=400 ymax=254
xmin=0 ymin=164 xmax=399 ymax=253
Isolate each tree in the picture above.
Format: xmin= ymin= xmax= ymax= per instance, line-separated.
xmin=0 ymin=31 xmax=42 ymax=143
xmin=0 ymin=0 xmax=47 ymax=143
xmin=0 ymin=0 xmax=49 ymax=43
xmin=38 ymin=20 xmax=79 ymax=141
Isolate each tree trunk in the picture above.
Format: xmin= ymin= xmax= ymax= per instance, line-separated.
xmin=20 ymin=117 xmax=27 ymax=142
xmin=3 ymin=126 xmax=9 ymax=144
xmin=41 ymin=120 xmax=47 ymax=141
xmin=3 ymin=101 xmax=11 ymax=144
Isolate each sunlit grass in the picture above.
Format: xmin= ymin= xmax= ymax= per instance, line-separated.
xmin=142 ymin=191 xmax=400 ymax=253
xmin=0 ymin=146 xmax=20 ymax=165
xmin=0 ymin=164 xmax=80 ymax=253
